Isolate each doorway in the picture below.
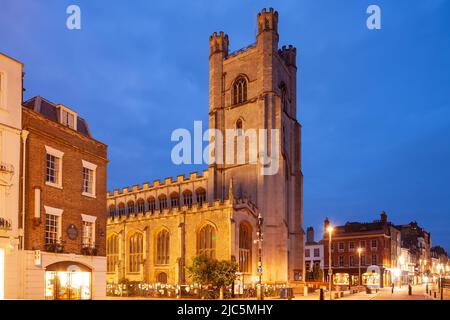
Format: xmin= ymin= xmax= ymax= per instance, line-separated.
xmin=45 ymin=261 xmax=92 ymax=300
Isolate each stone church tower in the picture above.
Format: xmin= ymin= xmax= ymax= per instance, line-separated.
xmin=208 ymin=8 xmax=304 ymax=283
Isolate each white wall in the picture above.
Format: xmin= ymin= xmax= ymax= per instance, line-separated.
xmin=0 ymin=53 xmax=23 ymax=300
xmin=23 ymin=251 xmax=106 ymax=300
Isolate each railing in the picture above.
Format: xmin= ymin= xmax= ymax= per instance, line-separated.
xmin=0 ymin=162 xmax=14 ymax=174
xmin=0 ymin=217 xmax=12 ymax=231
xmin=45 ymin=240 xmax=65 ymax=253
xmin=81 ymin=244 xmax=98 ymax=256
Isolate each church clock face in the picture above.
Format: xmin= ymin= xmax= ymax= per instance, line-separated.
xmin=67 ymin=224 xmax=78 ymax=240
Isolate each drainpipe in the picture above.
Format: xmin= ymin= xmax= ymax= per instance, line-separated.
xmin=19 ymin=129 xmax=29 ymax=298
xmin=20 ymin=130 xmax=28 ymax=248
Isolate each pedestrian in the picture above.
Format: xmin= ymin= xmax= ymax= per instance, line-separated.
xmin=391 ymin=282 xmax=394 ymax=294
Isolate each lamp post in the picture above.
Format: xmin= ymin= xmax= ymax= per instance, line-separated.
xmin=357 ymin=248 xmax=363 ymax=287
xmin=327 ymin=226 xmax=333 ymax=300
xmin=255 ymin=212 xmax=264 ymax=300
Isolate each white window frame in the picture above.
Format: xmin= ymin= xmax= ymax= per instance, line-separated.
xmin=44 ymin=206 xmax=63 ymax=243
xmin=45 ymin=145 xmax=64 ymax=189
xmin=57 ymin=104 xmax=77 ymax=130
xmin=81 ymin=214 xmax=97 ymax=247
xmin=82 ymin=160 xmax=97 ymax=198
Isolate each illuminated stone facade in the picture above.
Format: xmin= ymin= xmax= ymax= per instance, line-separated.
xmin=107 ymin=8 xmax=304 ymax=286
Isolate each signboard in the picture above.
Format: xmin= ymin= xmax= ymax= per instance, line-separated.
xmin=233 ymin=279 xmax=243 ymax=295
xmin=34 ymin=250 xmax=42 ymax=267
xmin=257 ymin=266 xmax=262 ymax=273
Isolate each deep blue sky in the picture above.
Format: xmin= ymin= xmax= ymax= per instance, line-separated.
xmin=1 ymin=0 xmax=449 ymax=249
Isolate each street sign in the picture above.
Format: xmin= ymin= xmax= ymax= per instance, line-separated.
xmin=257 ymin=266 xmax=262 ymax=273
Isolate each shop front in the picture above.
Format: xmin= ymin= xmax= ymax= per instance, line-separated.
xmin=45 ymin=261 xmax=92 ymax=300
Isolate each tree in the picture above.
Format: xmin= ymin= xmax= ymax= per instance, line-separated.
xmin=186 ymin=255 xmax=238 ymax=299
xmin=211 ymin=260 xmax=238 ymax=299
xmin=186 ymin=255 xmax=215 ymax=287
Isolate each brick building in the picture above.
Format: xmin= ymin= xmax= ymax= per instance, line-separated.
xmin=323 ymin=212 xmax=401 ymax=287
xmin=21 ymin=96 xmax=108 ymax=299
xmin=396 ymin=221 xmax=432 ymax=283
xmin=107 ymin=7 xmax=304 ymax=289
xmin=304 ymin=227 xmax=324 ymax=281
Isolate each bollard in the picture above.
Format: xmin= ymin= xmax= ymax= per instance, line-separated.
xmin=426 ymin=284 xmax=429 ymax=294
xmin=304 ymin=286 xmax=308 ymax=297
xmin=319 ymin=288 xmax=324 ymax=300
xmin=441 ymin=288 xmax=443 ymax=301
xmin=408 ymin=285 xmax=412 ymax=295
xmin=434 ymin=291 xmax=437 ymax=299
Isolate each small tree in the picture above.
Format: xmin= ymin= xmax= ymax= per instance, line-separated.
xmin=211 ymin=260 xmax=238 ymax=299
xmin=187 ymin=255 xmax=214 ymax=285
xmin=187 ymin=255 xmax=238 ymax=299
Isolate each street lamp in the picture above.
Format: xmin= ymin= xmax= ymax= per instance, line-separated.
xmin=327 ymin=226 xmax=334 ymax=300
xmin=357 ymin=248 xmax=363 ymax=287
xmin=254 ymin=212 xmax=264 ymax=300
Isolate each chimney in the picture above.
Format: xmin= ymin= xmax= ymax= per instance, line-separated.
xmin=306 ymin=227 xmax=314 ymax=243
xmin=381 ymin=211 xmax=387 ymax=224
xmin=324 ymin=217 xmax=330 ymax=233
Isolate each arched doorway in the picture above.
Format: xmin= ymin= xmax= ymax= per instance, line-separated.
xmin=45 ymin=261 xmax=92 ymax=300
xmin=157 ymin=272 xmax=168 ymax=284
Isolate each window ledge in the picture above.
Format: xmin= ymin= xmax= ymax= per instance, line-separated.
xmin=82 ymin=192 xmax=96 ymax=198
xmin=45 ymin=181 xmax=62 ymax=189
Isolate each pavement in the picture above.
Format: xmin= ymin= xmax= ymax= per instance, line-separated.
xmin=106 ymin=284 xmax=443 ymax=300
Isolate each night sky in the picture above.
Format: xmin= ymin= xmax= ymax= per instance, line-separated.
xmin=1 ymin=0 xmax=449 ymax=249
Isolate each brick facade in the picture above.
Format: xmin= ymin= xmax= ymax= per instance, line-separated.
xmin=22 ymin=107 xmax=108 ymax=255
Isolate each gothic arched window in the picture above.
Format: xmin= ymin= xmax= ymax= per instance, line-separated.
xmin=137 ymin=199 xmax=145 ymax=214
xmin=107 ymin=234 xmax=119 ymax=273
xmin=128 ymin=232 xmax=143 ymax=273
xmin=170 ymin=192 xmax=180 ymax=209
xmin=127 ymin=201 xmax=135 ymax=216
xmin=280 ymin=83 xmax=288 ymax=112
xmin=108 ymin=204 xmax=116 ymax=217
xmin=236 ymin=119 xmax=243 ymax=136
xmin=148 ymin=197 xmax=156 ymax=214
xmin=233 ymin=76 xmax=247 ymax=105
xmin=156 ymin=230 xmax=170 ymax=265
xmin=239 ymin=223 xmax=252 ymax=273
xmin=198 ymin=224 xmax=216 ymax=259
xmin=183 ymin=190 xmax=193 ymax=208
xmin=158 ymin=194 xmax=167 ymax=213
xmin=118 ymin=203 xmax=125 ymax=216
xmin=196 ymin=188 xmax=206 ymax=207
